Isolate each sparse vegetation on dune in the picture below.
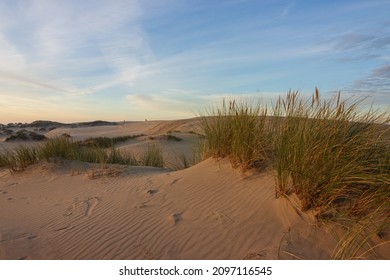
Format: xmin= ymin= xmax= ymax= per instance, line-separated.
xmin=141 ymin=144 xmax=164 ymax=168
xmin=5 ymin=130 xmax=47 ymax=142
xmin=199 ymin=89 xmax=390 ymax=259
xmin=82 ymin=134 xmax=145 ymax=148
xmin=1 ymin=90 xmax=388 ymax=259
xmin=0 ymin=146 xmax=39 ymax=172
xmin=0 ymin=135 xmax=162 ymax=171
xmin=200 ymin=99 xmax=272 ymax=171
xmin=164 ymin=134 xmax=183 ymax=141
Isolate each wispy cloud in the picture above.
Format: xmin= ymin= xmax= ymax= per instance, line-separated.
xmin=343 ymin=64 xmax=390 ymax=104
xmin=329 ymin=31 xmax=390 ymax=63
xmin=370 ymin=64 xmax=390 ymax=79
xmin=280 ymin=2 xmax=295 ymax=17
xmin=333 ymin=33 xmax=390 ymax=52
xmin=0 ymin=0 xmax=148 ymax=95
xmin=125 ymin=88 xmax=288 ymax=119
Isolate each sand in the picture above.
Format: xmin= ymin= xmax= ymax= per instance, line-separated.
xmin=0 ymin=119 xmax=387 ymax=260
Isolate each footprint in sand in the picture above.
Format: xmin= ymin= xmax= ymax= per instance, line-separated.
xmin=170 ymin=179 xmax=181 ymax=186
xmin=63 ymin=199 xmax=79 ymax=217
xmin=83 ymin=197 xmax=100 ymax=217
xmin=135 ymin=202 xmax=148 ymax=209
xmin=146 ymin=189 xmax=158 ymax=196
xmin=170 ymin=213 xmax=182 ymax=225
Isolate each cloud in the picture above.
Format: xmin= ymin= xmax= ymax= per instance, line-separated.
xmin=331 ymin=32 xmax=390 ymax=62
xmin=372 ymin=64 xmax=390 ymax=78
xmin=125 ymin=88 xmax=288 ymax=118
xmin=0 ymin=34 xmax=27 ymax=72
xmin=0 ymin=71 xmax=70 ymax=93
xmin=0 ymin=0 xmax=148 ymax=95
xmin=344 ymin=64 xmax=390 ymax=104
xmin=334 ymin=33 xmax=390 ymax=52
xmin=126 ymin=90 xmax=208 ymax=113
xmin=280 ymin=2 xmax=295 ymax=17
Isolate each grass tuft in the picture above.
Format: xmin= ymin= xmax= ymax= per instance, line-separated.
xmin=141 ymin=144 xmax=164 ymax=168
xmin=199 ymin=90 xmax=390 ymax=259
xmin=199 ymin=98 xmax=271 ymax=171
xmin=0 ymin=135 xmax=164 ymax=172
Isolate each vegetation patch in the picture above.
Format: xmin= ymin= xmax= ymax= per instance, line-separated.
xmin=0 ymin=134 xmax=163 ymax=172
xmin=141 ymin=144 xmax=164 ymax=168
xmin=164 ymin=134 xmax=183 ymax=141
xmin=5 ymin=130 xmax=47 ymax=142
xmin=81 ymin=134 xmax=145 ymax=148
xmin=199 ymin=89 xmax=390 ymax=259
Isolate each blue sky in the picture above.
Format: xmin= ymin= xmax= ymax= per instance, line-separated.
xmin=0 ymin=0 xmax=389 ymax=123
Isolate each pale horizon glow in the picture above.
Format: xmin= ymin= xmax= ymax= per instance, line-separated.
xmin=0 ymin=0 xmax=389 ymax=123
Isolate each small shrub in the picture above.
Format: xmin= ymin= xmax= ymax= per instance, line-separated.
xmin=82 ymin=134 xmax=144 ymax=148
xmin=164 ymin=134 xmax=183 ymax=141
xmin=83 ymin=137 xmax=113 ymax=148
xmin=5 ymin=131 xmax=28 ymax=141
xmin=3 ymin=129 xmax=13 ymax=135
xmin=29 ymin=131 xmax=47 ymax=141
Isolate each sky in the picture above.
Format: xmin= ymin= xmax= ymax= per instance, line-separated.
xmin=0 ymin=0 xmax=389 ymax=123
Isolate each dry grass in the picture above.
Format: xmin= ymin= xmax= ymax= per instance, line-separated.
xmin=0 ymin=136 xmax=163 ymax=170
xmin=140 ymin=144 xmax=164 ymax=168
xmin=199 ymin=99 xmax=271 ymax=171
xmin=199 ymin=89 xmax=390 ymax=259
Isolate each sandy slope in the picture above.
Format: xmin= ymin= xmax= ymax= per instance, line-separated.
xmin=0 ymin=119 xmax=387 ymax=259
xmin=0 ymin=158 xmax=336 ymax=260
xmin=44 ymin=118 xmax=202 ymax=141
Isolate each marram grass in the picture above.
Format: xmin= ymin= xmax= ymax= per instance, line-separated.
xmin=0 ymin=136 xmax=164 ymax=170
xmin=199 ymin=98 xmax=271 ymax=171
xmin=199 ymin=90 xmax=390 ymax=259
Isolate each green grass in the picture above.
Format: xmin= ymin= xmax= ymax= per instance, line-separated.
xmin=0 ymin=146 xmax=39 ymax=172
xmin=199 ymin=98 xmax=271 ymax=171
xmin=199 ymin=90 xmax=390 ymax=259
xmin=106 ymin=146 xmax=138 ymax=165
xmin=271 ymin=90 xmax=390 ymax=211
xmin=82 ymin=134 xmax=144 ymax=148
xmin=0 ymin=136 xmax=163 ymax=171
xmin=141 ymin=144 xmax=164 ymax=168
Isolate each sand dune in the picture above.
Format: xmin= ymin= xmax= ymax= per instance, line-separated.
xmin=0 ymin=158 xmax=335 ymax=260
xmin=0 ymin=119 xmax=387 ymax=260
xmin=44 ymin=118 xmax=201 ymax=141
